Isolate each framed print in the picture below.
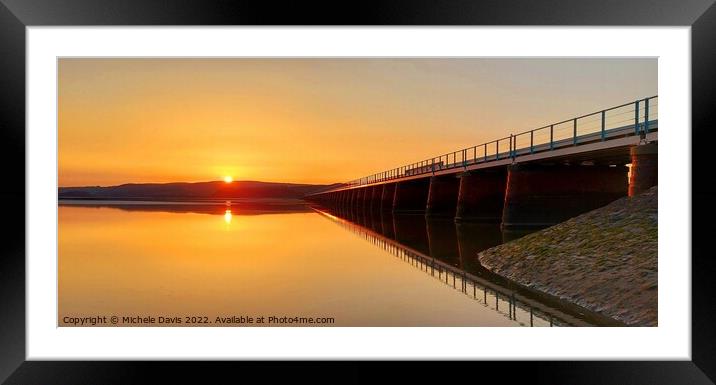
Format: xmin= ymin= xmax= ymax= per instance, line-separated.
xmin=1 ymin=0 xmax=715 ymax=383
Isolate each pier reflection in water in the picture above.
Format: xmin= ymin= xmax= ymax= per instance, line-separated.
xmin=315 ymin=205 xmax=610 ymax=327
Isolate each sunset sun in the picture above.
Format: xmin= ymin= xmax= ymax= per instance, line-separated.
xmin=223 ymin=176 xmax=233 ymax=183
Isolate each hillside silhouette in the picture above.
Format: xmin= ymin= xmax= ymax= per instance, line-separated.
xmin=59 ymin=181 xmax=341 ymax=200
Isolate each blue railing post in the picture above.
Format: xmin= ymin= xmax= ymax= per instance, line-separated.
xmin=496 ymin=141 xmax=499 ymax=160
xmin=601 ymin=110 xmax=606 ymax=141
xmin=573 ymin=118 xmax=577 ymax=146
xmin=634 ymin=100 xmax=640 ymax=134
xmin=644 ymin=98 xmax=650 ymax=133
xmin=530 ymin=130 xmax=534 ymax=154
xmin=509 ymin=135 xmax=513 ymax=158
xmin=484 ymin=143 xmax=487 ymax=162
xmin=550 ymin=125 xmax=554 ymax=150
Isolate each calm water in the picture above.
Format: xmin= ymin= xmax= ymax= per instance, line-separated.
xmin=58 ymin=200 xmax=591 ymax=327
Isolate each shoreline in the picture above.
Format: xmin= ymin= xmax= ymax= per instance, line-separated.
xmin=58 ymin=197 xmax=308 ymax=205
xmin=58 ymin=198 xmax=312 ymax=215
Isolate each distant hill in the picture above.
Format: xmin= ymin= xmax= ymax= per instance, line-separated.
xmin=58 ymin=181 xmax=343 ymax=200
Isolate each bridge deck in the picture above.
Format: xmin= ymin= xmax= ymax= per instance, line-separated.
xmin=317 ymin=122 xmax=658 ymax=194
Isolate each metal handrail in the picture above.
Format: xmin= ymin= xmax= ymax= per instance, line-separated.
xmin=335 ymin=96 xmax=658 ymax=190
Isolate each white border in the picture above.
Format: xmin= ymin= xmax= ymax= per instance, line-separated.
xmin=27 ymin=27 xmax=690 ymax=360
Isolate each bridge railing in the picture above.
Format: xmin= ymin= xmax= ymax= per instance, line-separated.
xmin=340 ymin=96 xmax=657 ymax=189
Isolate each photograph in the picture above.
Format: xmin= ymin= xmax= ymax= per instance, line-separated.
xmin=57 ymin=57 xmax=658 ymax=328
xmin=2 ymin=0 xmax=713 ymax=379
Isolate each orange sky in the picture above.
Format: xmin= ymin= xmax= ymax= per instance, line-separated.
xmin=58 ymin=58 xmax=656 ymax=186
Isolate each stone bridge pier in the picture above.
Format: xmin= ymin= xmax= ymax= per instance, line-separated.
xmin=380 ymin=183 xmax=396 ymax=211
xmin=392 ymin=178 xmax=431 ymax=214
xmin=455 ymin=169 xmax=508 ymax=223
xmin=356 ymin=188 xmax=367 ymax=208
xmin=367 ymin=185 xmax=381 ymax=210
xmin=425 ymin=176 xmax=460 ymax=217
xmin=348 ymin=188 xmax=357 ymax=207
xmin=340 ymin=190 xmax=349 ymax=206
xmin=629 ymin=142 xmax=658 ymax=197
xmin=501 ymin=163 xmax=628 ymax=229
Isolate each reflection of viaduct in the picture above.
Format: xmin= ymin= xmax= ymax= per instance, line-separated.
xmin=314 ymin=208 xmax=622 ymax=326
xmin=307 ymin=97 xmax=658 ymax=228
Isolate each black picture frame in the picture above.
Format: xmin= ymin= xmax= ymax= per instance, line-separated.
xmin=1 ymin=1 xmax=714 ymax=383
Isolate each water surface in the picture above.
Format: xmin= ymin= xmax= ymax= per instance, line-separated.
xmin=59 ymin=200 xmax=578 ymax=327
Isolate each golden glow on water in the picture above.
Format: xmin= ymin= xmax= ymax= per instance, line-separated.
xmin=58 ymin=204 xmax=527 ymax=326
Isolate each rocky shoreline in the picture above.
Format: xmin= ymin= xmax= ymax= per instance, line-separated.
xmin=478 ymin=186 xmax=657 ymax=326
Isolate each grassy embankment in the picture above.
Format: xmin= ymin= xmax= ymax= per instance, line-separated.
xmin=478 ymin=186 xmax=658 ymax=326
